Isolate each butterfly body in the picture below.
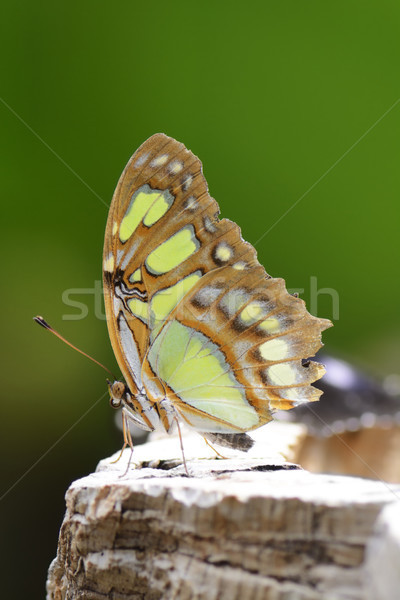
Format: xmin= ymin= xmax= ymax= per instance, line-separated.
xmin=103 ymin=134 xmax=331 ymax=450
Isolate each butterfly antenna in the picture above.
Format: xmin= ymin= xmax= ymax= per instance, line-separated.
xmin=34 ymin=316 xmax=116 ymax=379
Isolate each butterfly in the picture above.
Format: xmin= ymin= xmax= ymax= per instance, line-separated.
xmin=103 ymin=134 xmax=332 ymax=467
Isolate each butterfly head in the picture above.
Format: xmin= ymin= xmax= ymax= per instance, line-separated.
xmin=107 ymin=379 xmax=128 ymax=409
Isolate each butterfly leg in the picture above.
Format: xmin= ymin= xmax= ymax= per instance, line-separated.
xmin=120 ymin=408 xmax=136 ymax=477
xmin=203 ymin=437 xmax=227 ymax=459
xmin=174 ymin=416 xmax=189 ymax=476
xmin=110 ymin=412 xmax=129 ymax=464
xmin=111 ymin=409 xmax=132 ymax=465
xmin=110 ymin=409 xmax=136 ymax=476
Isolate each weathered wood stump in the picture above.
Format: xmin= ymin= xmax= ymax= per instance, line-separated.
xmin=46 ymin=423 xmax=400 ymax=600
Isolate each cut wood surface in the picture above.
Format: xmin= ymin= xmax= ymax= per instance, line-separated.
xmin=46 ymin=423 xmax=400 ymax=600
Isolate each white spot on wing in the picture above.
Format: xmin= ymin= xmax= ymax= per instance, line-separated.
xmin=134 ymin=153 xmax=149 ymax=168
xmin=113 ymin=296 xmax=120 ymax=316
xmin=192 ymin=286 xmax=224 ymax=307
xmin=219 ymin=288 xmax=249 ymax=317
xmin=258 ymin=317 xmax=280 ymax=334
xmin=259 ymin=338 xmax=288 ymax=361
xmin=204 ymin=215 xmax=217 ymax=233
xmin=267 ymin=363 xmax=296 ymax=386
xmin=281 ymin=387 xmax=300 ymax=401
xmin=150 ymin=154 xmax=169 ymax=167
xmin=182 ymin=173 xmax=193 ymax=191
xmin=184 ymin=196 xmax=197 ymax=211
xmin=103 ymin=254 xmax=114 ymax=272
xmin=168 ymin=160 xmax=183 ymax=175
xmin=214 ymin=242 xmax=233 ymax=263
xmin=239 ymin=301 xmax=268 ymax=325
xmin=233 ymin=261 xmax=247 ymax=270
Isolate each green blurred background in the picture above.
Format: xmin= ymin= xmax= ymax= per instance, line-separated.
xmin=1 ymin=1 xmax=400 ymax=597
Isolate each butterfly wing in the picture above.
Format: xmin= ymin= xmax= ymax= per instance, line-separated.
xmin=103 ymin=134 xmax=331 ymax=434
xmin=103 ymin=133 xmax=223 ymax=395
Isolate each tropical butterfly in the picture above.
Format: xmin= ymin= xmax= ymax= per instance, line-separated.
xmin=103 ymin=134 xmax=332 ymax=466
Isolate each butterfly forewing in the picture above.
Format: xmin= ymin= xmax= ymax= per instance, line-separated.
xmin=103 ymin=134 xmax=331 ymax=435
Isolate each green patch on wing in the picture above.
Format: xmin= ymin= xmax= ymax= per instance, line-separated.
xmin=149 ymin=272 xmax=202 ymax=339
xmin=120 ymin=184 xmax=174 ymax=242
xmin=145 ymin=225 xmax=200 ymax=274
xmin=148 ymin=320 xmax=259 ymax=430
